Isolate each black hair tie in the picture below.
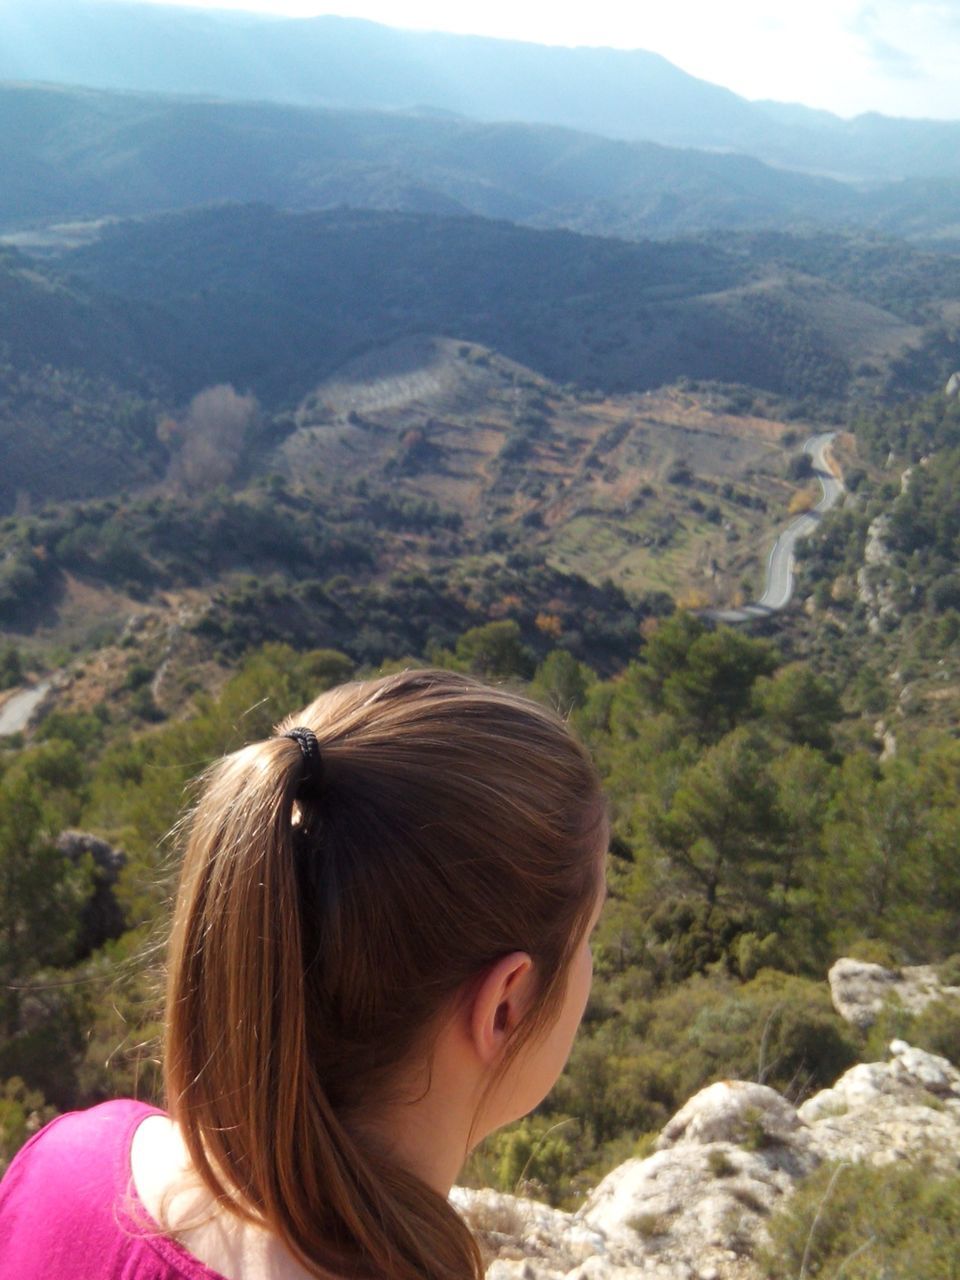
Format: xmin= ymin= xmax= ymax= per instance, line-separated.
xmin=284 ymin=726 xmax=323 ymax=791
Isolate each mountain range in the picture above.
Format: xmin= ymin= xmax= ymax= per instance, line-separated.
xmin=3 ymin=81 xmax=960 ymax=249
xmin=2 ymin=0 xmax=960 ymax=184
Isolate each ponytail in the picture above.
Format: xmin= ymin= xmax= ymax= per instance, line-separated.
xmin=165 ymin=670 xmax=604 ymax=1279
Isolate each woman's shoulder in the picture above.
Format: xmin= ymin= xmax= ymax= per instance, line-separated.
xmin=3 ymin=1097 xmax=161 ymax=1184
xmin=0 ymin=1098 xmax=175 ymax=1279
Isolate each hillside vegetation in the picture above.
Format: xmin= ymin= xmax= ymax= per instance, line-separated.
xmin=3 ymin=204 xmax=955 ymax=481
xmin=4 ymin=610 xmax=960 ymax=1213
xmin=6 ymin=84 xmax=960 ymax=246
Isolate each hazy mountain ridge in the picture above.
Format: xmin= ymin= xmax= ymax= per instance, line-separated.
xmin=5 ymin=83 xmax=960 ymax=248
xmin=2 ymin=2 xmax=960 ymax=183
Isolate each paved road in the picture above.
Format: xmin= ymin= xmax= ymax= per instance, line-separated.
xmin=0 ymin=680 xmax=53 ymax=736
xmin=707 ymin=432 xmax=843 ymax=624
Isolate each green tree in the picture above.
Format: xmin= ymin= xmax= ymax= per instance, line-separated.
xmin=531 ymin=650 xmax=591 ymax=714
xmin=752 ymin=664 xmax=842 ymax=750
xmin=455 ymin=620 xmax=535 ymax=679
xmin=0 ymin=645 xmax=22 ymax=691
xmin=0 ymin=760 xmax=92 ymax=1040
xmin=633 ymin=614 xmax=778 ymax=741
xmin=653 ymin=729 xmax=782 ymax=911
xmin=664 ymin=630 xmax=778 ymax=740
xmin=821 ymin=752 xmax=934 ymax=949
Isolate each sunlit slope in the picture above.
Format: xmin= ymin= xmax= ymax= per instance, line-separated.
xmin=280 ymin=336 xmax=799 ymax=601
xmin=2 ymin=205 xmax=956 ymax=512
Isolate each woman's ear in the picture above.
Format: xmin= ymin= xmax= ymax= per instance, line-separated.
xmin=468 ymin=951 xmax=535 ymax=1065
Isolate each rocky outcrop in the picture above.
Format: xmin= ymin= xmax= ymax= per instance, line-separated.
xmin=855 ymin=513 xmax=897 ymax=633
xmin=799 ymin=1040 xmax=960 ymax=1175
xmin=455 ymin=1040 xmax=960 ymax=1280
xmin=452 ymin=1187 xmax=656 ymax=1280
xmin=580 ymin=1081 xmax=815 ymax=1279
xmin=945 ymin=371 xmax=960 ymax=399
xmin=827 ymin=956 xmax=960 ymax=1030
xmin=56 ymin=829 xmax=126 ymax=957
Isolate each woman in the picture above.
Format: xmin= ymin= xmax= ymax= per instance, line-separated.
xmin=0 ymin=668 xmax=607 ymax=1280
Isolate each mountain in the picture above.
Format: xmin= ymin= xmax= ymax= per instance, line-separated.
xmin=2 ymin=2 xmax=960 ymax=182
xmin=0 ymin=82 xmax=870 ymax=242
xmin=54 ymin=205 xmax=937 ymax=409
xmin=6 ymin=200 xmax=960 ymax=522
xmin=4 ymin=83 xmax=960 ymax=249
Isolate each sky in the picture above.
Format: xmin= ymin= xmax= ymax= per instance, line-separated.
xmin=119 ymin=0 xmax=960 ymax=120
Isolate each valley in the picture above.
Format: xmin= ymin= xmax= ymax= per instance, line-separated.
xmin=2 ymin=11 xmax=960 ymax=1275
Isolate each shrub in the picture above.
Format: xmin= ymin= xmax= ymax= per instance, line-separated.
xmin=707 ymin=1148 xmax=736 ymax=1177
xmin=630 ymin=1212 xmax=668 ymax=1238
xmin=865 ymin=996 xmax=960 ymax=1067
xmin=759 ymin=1162 xmax=960 ymax=1279
xmin=0 ymin=1077 xmax=55 ymax=1176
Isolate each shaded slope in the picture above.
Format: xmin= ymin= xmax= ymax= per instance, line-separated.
xmin=61 ymin=205 xmax=920 ymax=407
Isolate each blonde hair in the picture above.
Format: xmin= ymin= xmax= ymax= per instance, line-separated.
xmin=164 ymin=668 xmax=606 ymax=1280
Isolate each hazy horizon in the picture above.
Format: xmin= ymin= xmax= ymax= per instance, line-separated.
xmin=92 ymin=0 xmax=960 ymax=122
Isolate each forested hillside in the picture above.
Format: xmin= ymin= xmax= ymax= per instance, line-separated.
xmin=793 ymin=391 xmax=960 ymax=734
xmin=4 ymin=82 xmax=959 ymax=246
xmin=5 ymin=202 xmax=958 ymax=507
xmin=6 ymin=83 xmax=960 ymax=246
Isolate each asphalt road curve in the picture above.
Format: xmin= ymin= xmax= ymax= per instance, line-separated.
xmin=0 ymin=679 xmax=53 ymax=736
xmin=707 ymin=432 xmax=843 ymax=624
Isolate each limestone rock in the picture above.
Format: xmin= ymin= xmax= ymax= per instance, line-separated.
xmin=582 ymin=1083 xmax=814 ymax=1279
xmin=889 ymin=1039 xmax=960 ymax=1095
xmin=799 ymin=1041 xmax=960 ymax=1174
xmin=828 ymin=957 xmax=960 ymax=1029
xmin=945 ymin=371 xmax=960 ymax=399
xmin=656 ymin=1081 xmax=802 ymax=1150
xmin=456 ymin=1041 xmax=960 ymax=1280
xmin=452 ymin=1187 xmax=649 ymax=1279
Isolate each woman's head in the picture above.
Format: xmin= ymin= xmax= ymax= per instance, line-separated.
xmin=165 ymin=668 xmax=606 ymax=1280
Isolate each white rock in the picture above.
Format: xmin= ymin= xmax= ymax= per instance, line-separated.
xmin=452 ymin=1186 xmax=645 ymax=1277
xmin=457 ymin=1034 xmax=960 ymax=1280
xmin=565 ymin=1258 xmax=691 ymax=1280
xmin=889 ymin=1042 xmax=960 ymax=1096
xmin=657 ymin=1080 xmax=801 ymax=1149
xmin=828 ymin=957 xmax=960 ymax=1030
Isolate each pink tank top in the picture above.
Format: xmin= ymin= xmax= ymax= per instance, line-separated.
xmin=0 ymin=1098 xmax=229 ymax=1279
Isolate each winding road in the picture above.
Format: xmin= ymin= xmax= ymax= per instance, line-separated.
xmin=0 ymin=679 xmax=53 ymax=736
xmin=707 ymin=432 xmax=843 ymax=624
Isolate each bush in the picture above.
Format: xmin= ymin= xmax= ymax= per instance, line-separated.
xmin=865 ymin=996 xmax=960 ymax=1067
xmin=760 ymin=1162 xmax=960 ymax=1279
xmin=0 ymin=1077 xmax=55 ymax=1177
xmin=0 ymin=645 xmax=22 ymax=691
